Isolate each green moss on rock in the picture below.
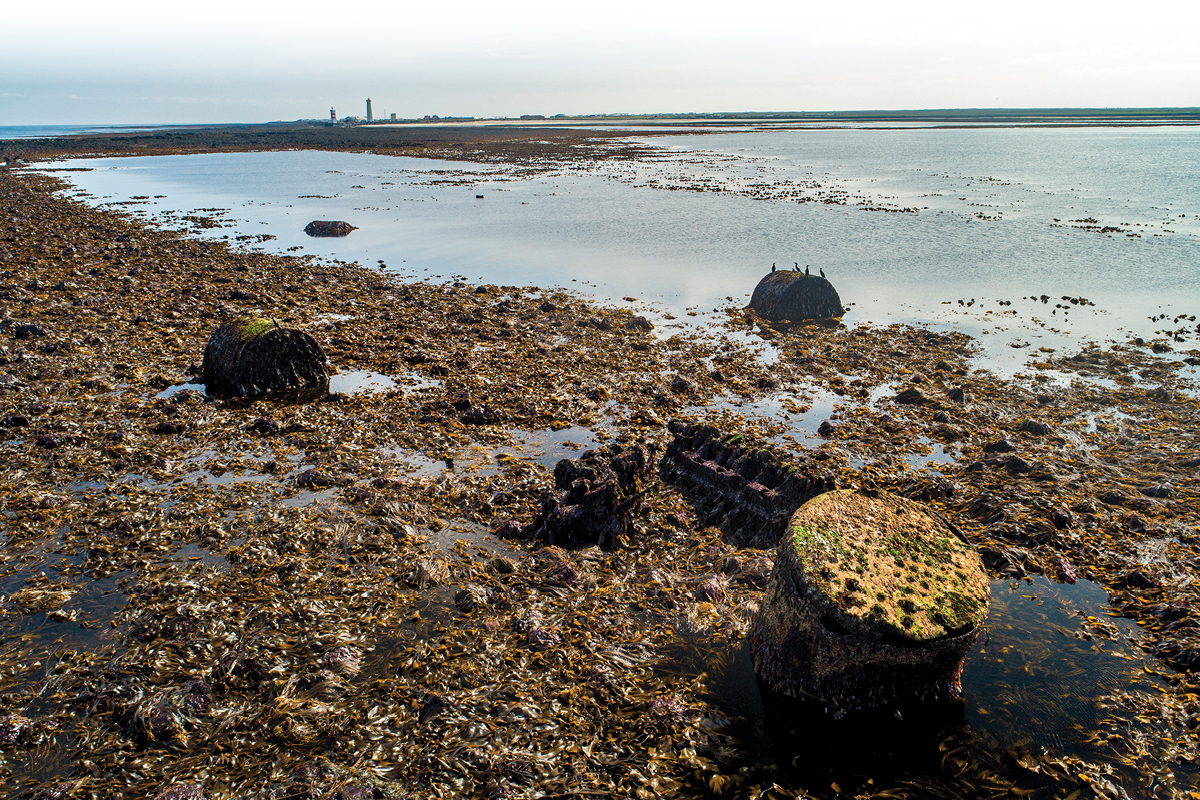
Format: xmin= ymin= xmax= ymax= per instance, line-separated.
xmin=751 ymin=488 xmax=991 ymax=711
xmin=786 ymin=489 xmax=987 ymax=640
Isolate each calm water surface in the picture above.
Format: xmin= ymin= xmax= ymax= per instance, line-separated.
xmin=40 ymin=126 xmax=1200 ymax=377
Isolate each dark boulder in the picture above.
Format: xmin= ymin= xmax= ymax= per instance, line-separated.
xmin=519 ymin=443 xmax=649 ymax=549
xmin=1018 ymin=418 xmax=1054 ymax=436
xmin=296 ymin=468 xmax=352 ymax=489
xmin=894 ymin=386 xmax=935 ymax=405
xmin=1004 ymin=455 xmax=1033 ymax=474
xmin=202 ymin=316 xmax=329 ymax=397
xmin=14 ymin=323 xmax=47 ymax=340
xmin=303 ymin=220 xmax=357 ymax=237
xmin=748 ymin=271 xmax=843 ymax=322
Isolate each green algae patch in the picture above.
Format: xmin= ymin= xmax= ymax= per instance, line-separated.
xmin=788 ymin=488 xmax=988 ymax=641
xmin=234 ymin=316 xmax=277 ymax=341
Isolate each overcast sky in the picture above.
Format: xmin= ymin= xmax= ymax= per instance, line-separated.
xmin=4 ymin=0 xmax=1199 ymax=124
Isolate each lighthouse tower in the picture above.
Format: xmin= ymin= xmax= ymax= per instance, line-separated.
xmin=330 ymin=107 xmax=337 ymax=123
xmin=366 ymin=98 xmax=373 ymax=123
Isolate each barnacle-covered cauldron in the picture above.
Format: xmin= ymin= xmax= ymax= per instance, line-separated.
xmin=202 ymin=315 xmax=329 ymax=397
xmin=748 ymin=270 xmax=844 ymax=322
xmin=751 ymin=489 xmax=989 ymax=713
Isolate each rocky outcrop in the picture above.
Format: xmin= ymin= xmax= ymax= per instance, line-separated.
xmin=303 ymin=220 xmax=357 ymax=237
xmin=516 ymin=443 xmax=650 ymax=549
xmin=748 ymin=271 xmax=843 ymax=322
xmin=660 ymin=422 xmax=837 ymax=547
xmin=751 ymin=489 xmax=990 ymax=713
xmin=202 ymin=316 xmax=329 ymax=397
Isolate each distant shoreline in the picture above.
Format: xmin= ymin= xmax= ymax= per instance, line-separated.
xmin=5 ymin=109 xmax=1199 ymax=168
xmin=0 ymin=123 xmax=659 ymax=165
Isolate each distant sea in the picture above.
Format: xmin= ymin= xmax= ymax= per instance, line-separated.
xmin=33 ymin=125 xmax=1200 ymax=377
xmin=0 ymin=124 xmax=170 ymax=140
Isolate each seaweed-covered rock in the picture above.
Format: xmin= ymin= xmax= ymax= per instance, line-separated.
xmin=303 ymin=220 xmax=357 ymax=237
xmin=751 ymin=489 xmax=989 ymax=713
xmin=660 ymin=421 xmax=837 ymax=546
xmin=519 ymin=443 xmax=649 ymax=549
xmin=202 ymin=316 xmax=329 ymax=397
xmin=748 ymin=271 xmax=843 ymax=322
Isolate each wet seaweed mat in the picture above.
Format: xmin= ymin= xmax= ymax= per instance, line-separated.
xmin=2 ymin=156 xmax=1200 ymax=799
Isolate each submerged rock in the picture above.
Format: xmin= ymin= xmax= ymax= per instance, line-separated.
xmin=202 ymin=315 xmax=329 ymax=397
xmin=303 ymin=220 xmax=357 ymax=237
xmin=751 ymin=488 xmax=989 ymax=713
xmin=748 ymin=271 xmax=843 ymax=322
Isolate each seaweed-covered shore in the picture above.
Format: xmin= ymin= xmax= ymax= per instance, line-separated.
xmin=1 ymin=123 xmax=665 ymax=168
xmin=2 ymin=138 xmax=1200 ymax=800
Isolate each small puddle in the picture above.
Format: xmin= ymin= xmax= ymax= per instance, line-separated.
xmin=156 ymin=370 xmax=405 ymax=400
xmin=377 ymin=446 xmax=449 ymax=478
xmin=902 ymin=436 xmax=957 ymax=469
xmin=451 ymin=427 xmax=599 ymax=476
xmin=155 ymin=382 xmax=205 ymax=399
xmin=0 ymin=571 xmax=129 ymax=686
xmin=692 ymin=388 xmax=840 ymax=443
xmin=377 ymin=426 xmax=599 ymax=481
xmin=329 ymin=369 xmax=396 ymax=394
xmin=394 ymin=370 xmax=441 ymax=392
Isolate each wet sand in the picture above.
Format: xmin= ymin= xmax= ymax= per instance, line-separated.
xmin=1 ymin=130 xmax=1200 ymax=798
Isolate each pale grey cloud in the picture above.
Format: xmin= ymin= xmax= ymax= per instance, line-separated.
xmin=2 ymin=0 xmax=1198 ymax=124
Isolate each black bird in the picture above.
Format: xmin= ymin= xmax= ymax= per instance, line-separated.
xmin=794 ymin=262 xmax=800 ymax=272
xmin=805 ymin=265 xmax=810 ymax=276
xmin=820 ymin=268 xmax=826 ymax=278
xmin=771 ymin=262 xmax=776 ymax=273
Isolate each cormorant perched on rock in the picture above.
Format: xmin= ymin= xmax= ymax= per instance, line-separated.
xmin=805 ymin=265 xmax=810 ymax=276
xmin=794 ymin=262 xmax=800 ymax=272
xmin=772 ymin=263 xmax=776 ymax=273
xmin=820 ymin=268 xmax=826 ymax=278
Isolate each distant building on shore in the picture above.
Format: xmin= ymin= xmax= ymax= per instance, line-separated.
xmin=390 ymin=113 xmax=397 ymax=120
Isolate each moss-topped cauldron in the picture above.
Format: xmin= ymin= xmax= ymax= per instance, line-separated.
xmin=751 ymin=488 xmax=989 ymax=713
xmin=202 ymin=315 xmax=329 ymax=397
